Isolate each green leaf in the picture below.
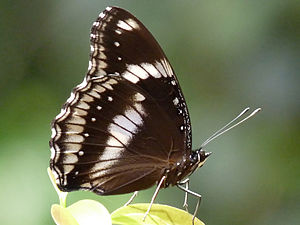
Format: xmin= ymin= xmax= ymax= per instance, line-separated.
xmin=51 ymin=204 xmax=79 ymax=225
xmin=68 ymin=200 xmax=112 ymax=225
xmin=51 ymin=200 xmax=112 ymax=225
xmin=111 ymin=203 xmax=205 ymax=225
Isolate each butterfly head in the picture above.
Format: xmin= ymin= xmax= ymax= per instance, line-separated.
xmin=194 ymin=148 xmax=212 ymax=169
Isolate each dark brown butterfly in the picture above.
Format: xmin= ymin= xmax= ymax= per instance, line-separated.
xmin=49 ymin=6 xmax=260 ymax=221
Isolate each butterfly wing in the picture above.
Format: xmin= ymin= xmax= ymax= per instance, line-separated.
xmin=50 ymin=6 xmax=192 ymax=195
xmin=88 ymin=6 xmax=191 ymax=150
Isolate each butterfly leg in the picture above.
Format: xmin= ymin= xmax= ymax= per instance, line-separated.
xmin=178 ymin=178 xmax=190 ymax=211
xmin=177 ymin=184 xmax=202 ymax=225
xmin=124 ymin=191 xmax=138 ymax=206
xmin=143 ymin=175 xmax=166 ymax=221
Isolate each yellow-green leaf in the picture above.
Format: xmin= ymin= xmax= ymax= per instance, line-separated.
xmin=111 ymin=203 xmax=205 ymax=225
xmin=51 ymin=200 xmax=112 ymax=225
xmin=51 ymin=204 xmax=79 ymax=225
xmin=67 ymin=200 xmax=112 ymax=225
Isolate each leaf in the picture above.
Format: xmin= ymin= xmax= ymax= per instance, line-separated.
xmin=51 ymin=200 xmax=112 ymax=225
xmin=111 ymin=203 xmax=205 ymax=225
xmin=51 ymin=204 xmax=79 ymax=225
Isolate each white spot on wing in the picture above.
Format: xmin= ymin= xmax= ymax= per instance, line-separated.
xmin=108 ymin=123 xmax=133 ymax=146
xmin=117 ymin=20 xmax=132 ymax=31
xmin=113 ymin=115 xmax=138 ymax=135
xmin=173 ymin=97 xmax=179 ymax=106
xmin=51 ymin=127 xmax=57 ymax=139
xmin=67 ymin=113 xmax=86 ymax=125
xmin=81 ymin=94 xmax=94 ymax=103
xmin=94 ymin=84 xmax=106 ymax=93
xmin=161 ymin=58 xmax=173 ymax=76
xmin=122 ymin=71 xmax=139 ymax=83
xmin=89 ymin=90 xmax=101 ymax=99
xmin=63 ymin=143 xmax=82 ymax=152
xmin=107 ymin=136 xmax=123 ymax=147
xmin=64 ymin=165 xmax=75 ymax=174
xmin=73 ymin=108 xmax=88 ymax=116
xmin=126 ymin=18 xmax=139 ymax=29
xmin=99 ymin=12 xmax=105 ymax=18
xmin=155 ymin=61 xmax=168 ymax=77
xmin=98 ymin=60 xmax=107 ymax=69
xmin=141 ymin=63 xmax=161 ymax=78
xmin=125 ymin=109 xmax=144 ymax=128
xmin=127 ymin=64 xmax=149 ymax=79
xmin=133 ymin=92 xmax=145 ymax=102
xmin=63 ymin=154 xmax=78 ymax=164
xmin=50 ymin=146 xmax=56 ymax=159
xmin=108 ymin=79 xmax=118 ymax=85
xmin=99 ymin=115 xmax=138 ymax=170
xmin=102 ymin=83 xmax=113 ymax=90
xmin=90 ymin=147 xmax=123 ymax=177
xmin=95 ymin=68 xmax=107 ymax=76
xmin=93 ymin=21 xmax=100 ymax=26
xmin=64 ymin=134 xmax=85 ymax=142
xmin=88 ymin=60 xmax=92 ymax=70
xmin=106 ymin=6 xmax=112 ymax=11
xmin=95 ymin=51 xmax=106 ymax=60
xmin=76 ymin=101 xmax=90 ymax=110
xmin=134 ymin=102 xmax=147 ymax=116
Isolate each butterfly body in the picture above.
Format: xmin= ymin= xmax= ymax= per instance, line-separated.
xmin=50 ymin=6 xmax=210 ymax=197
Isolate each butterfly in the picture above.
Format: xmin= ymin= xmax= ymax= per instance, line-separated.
xmin=49 ymin=6 xmax=260 ymax=222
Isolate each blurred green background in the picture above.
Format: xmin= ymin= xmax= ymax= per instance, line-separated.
xmin=0 ymin=0 xmax=299 ymax=224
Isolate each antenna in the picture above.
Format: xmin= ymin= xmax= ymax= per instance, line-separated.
xmin=200 ymin=107 xmax=261 ymax=148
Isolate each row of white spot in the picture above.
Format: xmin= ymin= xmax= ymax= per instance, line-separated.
xmin=50 ymin=77 xmax=119 ymax=184
xmin=121 ymin=61 xmax=173 ymax=84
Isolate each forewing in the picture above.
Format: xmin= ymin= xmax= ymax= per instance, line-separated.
xmin=88 ymin=6 xmax=191 ymax=150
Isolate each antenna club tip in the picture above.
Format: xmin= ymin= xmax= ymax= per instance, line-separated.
xmin=252 ymin=107 xmax=262 ymax=115
xmin=243 ymin=107 xmax=250 ymax=112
